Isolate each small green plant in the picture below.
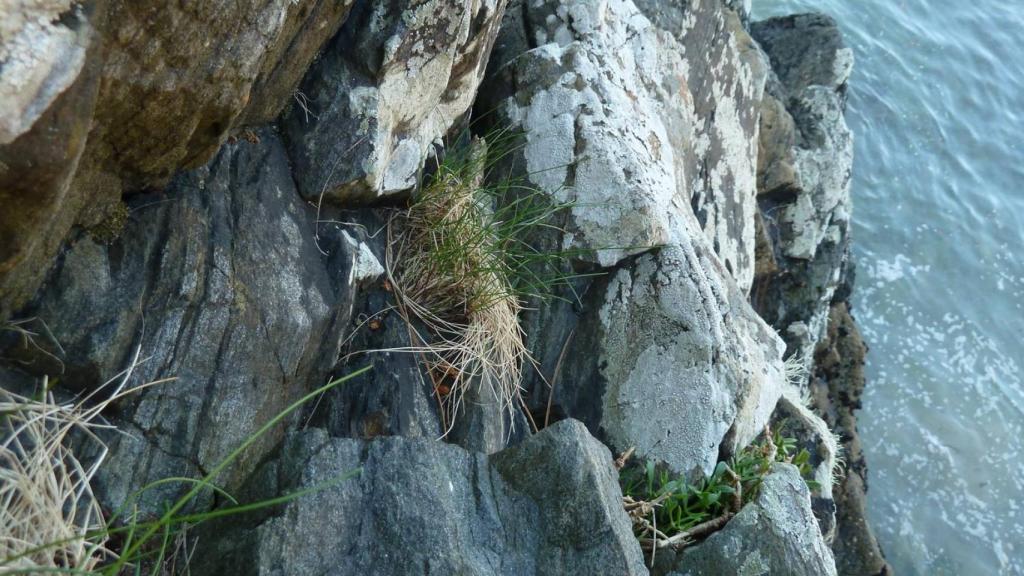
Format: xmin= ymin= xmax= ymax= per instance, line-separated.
xmin=384 ymin=128 xmax=578 ymax=433
xmin=619 ymin=429 xmax=818 ymax=555
xmin=0 ymin=364 xmax=370 ymax=575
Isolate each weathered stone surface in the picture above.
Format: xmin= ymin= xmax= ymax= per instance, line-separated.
xmin=480 ymin=0 xmax=785 ymax=477
xmin=669 ymin=464 xmax=838 ymax=576
xmin=751 ymin=14 xmax=853 ymax=96
xmin=192 ymin=420 xmax=646 ymax=576
xmin=282 ymin=0 xmax=507 ymax=203
xmin=635 ymin=0 xmax=769 ymax=292
xmin=482 ymin=0 xmax=765 ymax=291
xmin=0 ymin=0 xmax=84 ymax=145
xmin=0 ymin=0 xmax=354 ymax=321
xmin=86 ymin=0 xmax=355 ymax=185
xmin=1 ymin=131 xmax=357 ymax=515
xmin=561 ymin=244 xmax=786 ymax=479
xmin=750 ymin=13 xmax=855 ymax=367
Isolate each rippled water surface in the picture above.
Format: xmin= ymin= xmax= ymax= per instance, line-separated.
xmin=753 ymin=1 xmax=1024 ymax=573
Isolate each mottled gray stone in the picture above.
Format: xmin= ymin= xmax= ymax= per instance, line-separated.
xmin=563 ymin=243 xmax=786 ymax=479
xmin=282 ymin=0 xmax=507 ymax=203
xmin=1 ymin=131 xmax=357 ymax=516
xmin=192 ymin=420 xmax=646 ymax=576
xmin=635 ymin=0 xmax=769 ymax=292
xmin=670 ymin=464 xmax=838 ymax=576
xmin=750 ymin=13 xmax=855 ymax=367
xmin=481 ymin=0 xmax=767 ymax=291
xmin=480 ymin=0 xmax=786 ymax=478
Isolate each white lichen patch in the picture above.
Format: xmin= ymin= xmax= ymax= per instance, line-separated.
xmin=341 ymin=231 xmax=384 ymax=285
xmin=0 ymin=0 xmax=85 ymax=144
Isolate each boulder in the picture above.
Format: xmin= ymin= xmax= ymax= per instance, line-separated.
xmin=1 ymin=130 xmax=358 ymax=516
xmin=563 ymin=244 xmax=786 ymax=479
xmin=668 ymin=463 xmax=838 ymax=576
xmin=191 ymin=420 xmax=647 ymax=576
xmin=281 ymin=0 xmax=508 ymax=203
xmin=0 ymin=0 xmax=355 ymax=320
xmin=481 ymin=0 xmax=767 ymax=291
xmin=750 ymin=13 xmax=855 ymax=367
xmin=479 ymin=0 xmax=786 ymax=477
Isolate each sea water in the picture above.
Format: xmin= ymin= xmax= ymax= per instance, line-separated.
xmin=752 ymin=1 xmax=1024 ymax=574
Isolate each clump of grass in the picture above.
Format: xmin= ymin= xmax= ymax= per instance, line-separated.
xmin=0 ymin=384 xmax=114 ymax=572
xmin=385 ymin=129 xmax=575 ymax=434
xmin=619 ymin=429 xmax=818 ymax=558
xmin=0 ymin=347 xmax=167 ymax=573
xmin=0 ymin=363 xmax=369 ymax=575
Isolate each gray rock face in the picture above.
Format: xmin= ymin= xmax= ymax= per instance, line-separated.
xmin=2 ymin=131 xmax=357 ymax=515
xmin=0 ymin=0 xmax=354 ymax=321
xmin=282 ymin=0 xmax=507 ymax=203
xmin=480 ymin=0 xmax=786 ymax=477
xmin=304 ymin=209 xmax=526 ymax=456
xmin=670 ymin=464 xmax=838 ymax=576
xmin=0 ymin=1 xmax=874 ymax=572
xmin=750 ymin=13 xmax=855 ymax=367
xmin=634 ymin=0 xmax=769 ymax=292
xmin=309 ymin=220 xmax=446 ymax=444
xmin=565 ymin=244 xmax=786 ymax=479
xmin=483 ymin=0 xmax=766 ymax=292
xmin=192 ymin=420 xmax=646 ymax=576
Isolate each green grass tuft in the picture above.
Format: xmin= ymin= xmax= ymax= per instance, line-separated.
xmin=0 ymin=365 xmax=369 ymax=575
xmin=385 ymin=127 xmax=581 ymax=434
xmin=619 ymin=429 xmax=818 ymax=557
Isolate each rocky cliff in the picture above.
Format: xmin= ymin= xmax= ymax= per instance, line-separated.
xmin=0 ymin=1 xmax=889 ymax=574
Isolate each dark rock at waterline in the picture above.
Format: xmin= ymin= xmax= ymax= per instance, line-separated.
xmin=812 ymin=303 xmax=893 ymax=576
xmin=751 ymin=13 xmax=853 ymax=95
xmin=750 ymin=12 xmax=855 ymax=369
xmin=191 ymin=419 xmax=646 ymax=576
xmin=1 ymin=130 xmax=362 ymax=516
xmin=751 ymin=13 xmax=890 ymax=575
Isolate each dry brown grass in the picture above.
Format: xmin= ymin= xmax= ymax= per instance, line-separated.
xmin=0 ymin=350 xmax=163 ymax=573
xmin=385 ymin=137 xmax=531 ymax=435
